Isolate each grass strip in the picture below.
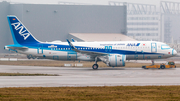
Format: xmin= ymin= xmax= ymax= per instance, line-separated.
xmin=0 ymin=73 xmax=59 ymax=76
xmin=0 ymin=86 xmax=180 ymax=101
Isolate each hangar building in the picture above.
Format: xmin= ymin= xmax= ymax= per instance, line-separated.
xmin=0 ymin=1 xmax=130 ymax=53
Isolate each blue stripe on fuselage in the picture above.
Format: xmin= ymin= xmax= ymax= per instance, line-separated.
xmin=18 ymin=42 xmax=162 ymax=55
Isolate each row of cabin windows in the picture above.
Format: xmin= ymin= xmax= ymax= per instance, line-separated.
xmin=113 ymin=47 xmax=150 ymax=49
xmin=51 ymin=47 xmax=150 ymax=50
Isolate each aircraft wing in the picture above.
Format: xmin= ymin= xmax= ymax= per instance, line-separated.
xmin=66 ymin=39 xmax=107 ymax=56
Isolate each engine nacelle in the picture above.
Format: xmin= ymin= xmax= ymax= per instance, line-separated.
xmin=108 ymin=54 xmax=126 ymax=67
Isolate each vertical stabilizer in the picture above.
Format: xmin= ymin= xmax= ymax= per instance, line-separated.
xmin=7 ymin=15 xmax=40 ymax=44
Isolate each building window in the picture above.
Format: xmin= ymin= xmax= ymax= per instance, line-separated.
xmin=127 ymin=33 xmax=134 ymax=36
xmin=136 ymin=33 xmax=141 ymax=36
xmin=127 ymin=22 xmax=158 ymax=25
xmin=128 ymin=28 xmax=158 ymax=31
xmin=127 ymin=17 xmax=159 ymax=21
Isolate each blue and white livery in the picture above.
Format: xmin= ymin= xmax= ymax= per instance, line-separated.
xmin=4 ymin=15 xmax=177 ymax=69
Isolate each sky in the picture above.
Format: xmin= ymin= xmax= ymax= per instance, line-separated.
xmin=6 ymin=0 xmax=180 ymax=6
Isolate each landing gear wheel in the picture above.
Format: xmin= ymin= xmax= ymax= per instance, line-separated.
xmin=92 ymin=64 xmax=98 ymax=70
xmin=27 ymin=56 xmax=31 ymax=59
xmin=32 ymin=57 xmax=36 ymax=59
xmin=27 ymin=55 xmax=31 ymax=59
xmin=161 ymin=65 xmax=165 ymax=69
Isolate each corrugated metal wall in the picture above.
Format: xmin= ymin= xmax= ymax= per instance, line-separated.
xmin=0 ymin=1 xmax=11 ymax=53
xmin=0 ymin=1 xmax=127 ymax=53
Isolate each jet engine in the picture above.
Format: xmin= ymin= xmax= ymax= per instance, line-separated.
xmin=99 ymin=54 xmax=126 ymax=67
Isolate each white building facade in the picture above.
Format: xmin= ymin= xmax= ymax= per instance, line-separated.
xmin=109 ymin=2 xmax=160 ymax=41
xmin=127 ymin=15 xmax=160 ymax=41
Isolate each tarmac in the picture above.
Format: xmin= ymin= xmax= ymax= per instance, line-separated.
xmin=0 ymin=65 xmax=180 ymax=87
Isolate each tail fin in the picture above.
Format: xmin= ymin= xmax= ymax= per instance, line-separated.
xmin=7 ymin=15 xmax=40 ymax=44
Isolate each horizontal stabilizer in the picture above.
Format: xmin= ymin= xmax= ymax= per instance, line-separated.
xmin=5 ymin=46 xmax=28 ymax=51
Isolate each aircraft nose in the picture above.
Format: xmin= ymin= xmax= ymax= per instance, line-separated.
xmin=173 ymin=49 xmax=177 ymax=55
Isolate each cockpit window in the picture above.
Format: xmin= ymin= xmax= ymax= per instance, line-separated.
xmin=161 ymin=44 xmax=170 ymax=50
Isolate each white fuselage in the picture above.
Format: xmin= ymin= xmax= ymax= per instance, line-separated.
xmin=6 ymin=41 xmax=176 ymax=61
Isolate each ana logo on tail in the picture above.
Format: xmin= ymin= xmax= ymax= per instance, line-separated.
xmin=11 ymin=22 xmax=30 ymax=40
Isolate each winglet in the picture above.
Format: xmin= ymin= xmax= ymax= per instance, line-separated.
xmin=71 ymin=38 xmax=75 ymax=42
xmin=66 ymin=39 xmax=76 ymax=49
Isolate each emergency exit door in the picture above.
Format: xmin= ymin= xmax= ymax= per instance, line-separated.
xmin=37 ymin=45 xmax=43 ymax=54
xmin=151 ymin=43 xmax=157 ymax=52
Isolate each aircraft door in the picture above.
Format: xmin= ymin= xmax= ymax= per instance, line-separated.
xmin=109 ymin=46 xmax=112 ymax=52
xmin=67 ymin=53 xmax=77 ymax=60
xmin=105 ymin=46 xmax=112 ymax=52
xmin=37 ymin=44 xmax=43 ymax=54
xmin=105 ymin=46 xmax=108 ymax=52
xmin=151 ymin=43 xmax=157 ymax=52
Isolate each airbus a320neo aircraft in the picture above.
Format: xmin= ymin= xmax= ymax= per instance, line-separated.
xmin=4 ymin=15 xmax=177 ymax=70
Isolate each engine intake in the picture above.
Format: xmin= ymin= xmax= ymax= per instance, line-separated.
xmin=108 ymin=54 xmax=126 ymax=67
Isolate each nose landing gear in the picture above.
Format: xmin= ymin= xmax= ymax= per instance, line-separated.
xmin=151 ymin=60 xmax=154 ymax=65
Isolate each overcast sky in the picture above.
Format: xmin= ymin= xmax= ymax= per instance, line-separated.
xmin=7 ymin=0 xmax=180 ymax=6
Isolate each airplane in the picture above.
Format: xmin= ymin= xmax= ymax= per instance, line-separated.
xmin=4 ymin=15 xmax=177 ymax=70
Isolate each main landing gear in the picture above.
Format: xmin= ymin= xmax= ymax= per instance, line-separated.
xmin=92 ymin=57 xmax=99 ymax=70
xmin=92 ymin=64 xmax=98 ymax=70
xmin=151 ymin=60 xmax=154 ymax=65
